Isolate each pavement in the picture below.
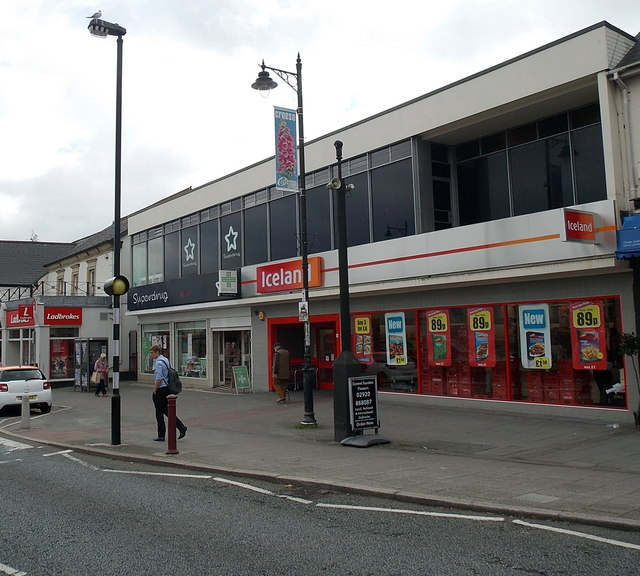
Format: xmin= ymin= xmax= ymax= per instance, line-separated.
xmin=2 ymin=382 xmax=640 ymax=531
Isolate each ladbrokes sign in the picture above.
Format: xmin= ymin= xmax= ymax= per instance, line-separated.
xmin=44 ymin=307 xmax=82 ymax=325
xmin=256 ymin=257 xmax=323 ymax=294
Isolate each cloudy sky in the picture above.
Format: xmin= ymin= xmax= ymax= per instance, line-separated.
xmin=0 ymin=1 xmax=638 ymax=243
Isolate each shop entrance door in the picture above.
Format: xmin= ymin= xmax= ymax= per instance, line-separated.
xmin=317 ymin=326 xmax=336 ymax=388
xmin=212 ymin=330 xmax=251 ymax=389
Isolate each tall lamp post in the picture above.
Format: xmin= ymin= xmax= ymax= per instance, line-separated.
xmin=327 ymin=142 xmax=362 ymax=442
xmin=88 ymin=17 xmax=129 ymax=445
xmin=252 ymin=54 xmax=316 ymax=426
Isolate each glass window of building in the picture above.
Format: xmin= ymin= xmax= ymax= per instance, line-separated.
xmin=243 ymin=204 xmax=268 ymax=265
xmin=220 ymin=212 xmax=242 ymax=269
xmin=175 ymin=321 xmax=207 ymax=378
xmin=164 ymin=232 xmax=180 ymax=281
xmin=371 ymin=158 xmax=415 ymax=242
xmin=141 ymin=325 xmax=170 ymax=374
xmin=306 ymin=184 xmax=332 ymax=254
xmin=269 ymin=195 xmax=297 ymax=261
xmin=200 ymin=219 xmax=219 ymax=275
xmin=413 ymin=297 xmax=623 ymax=408
xmin=132 ymin=243 xmax=148 ymax=287
xmin=572 ymin=124 xmax=606 ymax=204
xmin=457 ymin=152 xmax=510 ymax=225
xmin=511 ymin=136 xmax=573 ymax=216
xmin=148 ymin=236 xmax=164 ymax=284
xmin=181 ymin=225 xmax=199 ymax=277
xmin=342 ymin=171 xmax=371 ymax=247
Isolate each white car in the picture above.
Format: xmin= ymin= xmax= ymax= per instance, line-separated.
xmin=0 ymin=366 xmax=52 ymax=414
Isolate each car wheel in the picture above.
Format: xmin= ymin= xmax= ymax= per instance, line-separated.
xmin=40 ymin=403 xmax=52 ymax=414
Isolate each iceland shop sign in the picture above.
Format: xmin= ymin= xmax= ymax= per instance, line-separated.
xmin=256 ymin=257 xmax=323 ymax=294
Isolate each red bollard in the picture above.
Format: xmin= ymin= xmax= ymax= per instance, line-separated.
xmin=166 ymin=394 xmax=179 ymax=455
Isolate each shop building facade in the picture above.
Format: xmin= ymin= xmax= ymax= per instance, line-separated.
xmin=0 ymin=225 xmax=130 ymax=388
xmin=125 ymin=22 xmax=640 ymax=419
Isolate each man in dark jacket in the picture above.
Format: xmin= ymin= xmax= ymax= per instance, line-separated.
xmin=272 ymin=343 xmax=290 ymax=404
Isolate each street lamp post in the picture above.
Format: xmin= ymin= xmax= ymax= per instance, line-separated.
xmin=252 ymin=54 xmax=316 ymax=426
xmin=328 ymin=142 xmax=362 ymax=442
xmin=88 ymin=17 xmax=127 ymax=445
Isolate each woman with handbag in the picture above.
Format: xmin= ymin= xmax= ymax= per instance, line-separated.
xmin=93 ymin=353 xmax=109 ymax=397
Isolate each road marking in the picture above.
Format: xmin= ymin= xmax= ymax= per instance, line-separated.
xmin=62 ymin=453 xmax=100 ymax=470
xmin=213 ymin=477 xmax=275 ymax=495
xmin=103 ymin=469 xmax=212 ymax=479
xmin=317 ymin=503 xmax=505 ymax=522
xmin=513 ymin=519 xmax=640 ymax=551
xmin=43 ymin=449 xmax=73 ymax=457
xmin=279 ymin=495 xmax=314 ymax=504
xmin=0 ymin=560 xmax=28 ymax=575
xmin=0 ymin=437 xmax=33 ymax=452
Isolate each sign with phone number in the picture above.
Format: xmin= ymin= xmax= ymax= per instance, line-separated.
xmin=348 ymin=376 xmax=380 ymax=431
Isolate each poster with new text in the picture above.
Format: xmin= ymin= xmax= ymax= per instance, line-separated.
xmin=518 ymin=303 xmax=552 ymax=370
xmin=385 ymin=312 xmax=408 ymax=366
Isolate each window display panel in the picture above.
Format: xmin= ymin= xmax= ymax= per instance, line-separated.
xmin=419 ymin=298 xmax=623 ymax=408
xmin=176 ymin=321 xmax=207 ymax=378
xmin=357 ymin=311 xmax=418 ymax=393
xmin=141 ymin=324 xmax=170 ymax=374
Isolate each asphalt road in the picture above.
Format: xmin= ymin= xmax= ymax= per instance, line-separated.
xmin=1 ymin=437 xmax=639 ymax=575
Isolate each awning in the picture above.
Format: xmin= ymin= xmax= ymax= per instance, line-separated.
xmin=616 ymin=214 xmax=640 ymax=259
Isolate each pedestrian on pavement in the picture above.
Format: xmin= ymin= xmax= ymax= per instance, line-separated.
xmin=272 ymin=342 xmax=290 ymax=404
xmin=149 ymin=344 xmax=187 ymax=441
xmin=93 ymin=353 xmax=109 ymax=397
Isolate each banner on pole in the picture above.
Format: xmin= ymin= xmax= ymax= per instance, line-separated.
xmin=274 ymin=107 xmax=298 ymax=192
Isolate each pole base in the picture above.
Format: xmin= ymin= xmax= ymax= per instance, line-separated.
xmin=340 ymin=434 xmax=390 ymax=448
xmin=300 ymin=414 xmax=318 ymax=427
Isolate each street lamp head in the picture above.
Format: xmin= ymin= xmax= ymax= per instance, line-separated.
xmin=251 ymin=61 xmax=278 ymax=92
xmin=88 ymin=19 xmax=127 ymax=38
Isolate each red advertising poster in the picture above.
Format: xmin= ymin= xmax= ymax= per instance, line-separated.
xmin=50 ymin=339 xmax=72 ymax=379
xmin=353 ymin=315 xmax=373 ymax=363
xmin=570 ymin=300 xmax=607 ymax=370
xmin=467 ymin=306 xmax=496 ymax=368
xmin=427 ymin=309 xmax=451 ymax=366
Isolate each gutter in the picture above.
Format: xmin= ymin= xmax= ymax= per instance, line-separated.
xmin=608 ymin=62 xmax=640 ymax=202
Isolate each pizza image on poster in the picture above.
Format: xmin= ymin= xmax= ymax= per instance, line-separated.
xmin=569 ymin=300 xmax=607 ymax=371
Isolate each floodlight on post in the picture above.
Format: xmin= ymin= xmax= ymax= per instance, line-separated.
xmin=89 ymin=16 xmax=127 ymax=445
xmin=251 ymin=54 xmax=317 ymax=426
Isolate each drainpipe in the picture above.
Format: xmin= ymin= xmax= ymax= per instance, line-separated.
xmin=611 ymin=70 xmax=639 ymax=203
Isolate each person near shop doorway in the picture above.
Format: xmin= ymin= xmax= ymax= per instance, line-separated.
xmin=149 ymin=344 xmax=187 ymax=441
xmin=272 ymin=343 xmax=290 ymax=404
xmin=93 ymin=353 xmax=109 ymax=397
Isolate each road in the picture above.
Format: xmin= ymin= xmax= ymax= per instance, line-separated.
xmin=1 ymin=436 xmax=639 ymax=575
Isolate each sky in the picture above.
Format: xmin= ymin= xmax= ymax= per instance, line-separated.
xmin=0 ymin=1 xmax=638 ymax=244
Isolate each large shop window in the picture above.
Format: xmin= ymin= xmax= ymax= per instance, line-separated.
xmin=352 ymin=311 xmax=418 ymax=393
xmin=352 ymin=298 xmax=625 ymax=408
xmin=417 ymin=298 xmax=625 ymax=408
xmin=175 ymin=321 xmax=207 ymax=378
xmin=141 ymin=324 xmax=170 ymax=374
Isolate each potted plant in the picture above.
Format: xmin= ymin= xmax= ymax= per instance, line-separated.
xmin=619 ymin=332 xmax=640 ymax=427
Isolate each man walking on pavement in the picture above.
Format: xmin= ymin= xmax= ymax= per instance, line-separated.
xmin=272 ymin=342 xmax=290 ymax=404
xmin=149 ymin=344 xmax=187 ymax=441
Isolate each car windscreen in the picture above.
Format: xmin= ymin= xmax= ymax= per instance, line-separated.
xmin=0 ymin=369 xmax=45 ymax=382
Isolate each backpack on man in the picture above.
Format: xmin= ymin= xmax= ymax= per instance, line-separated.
xmin=158 ymin=358 xmax=182 ymax=394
